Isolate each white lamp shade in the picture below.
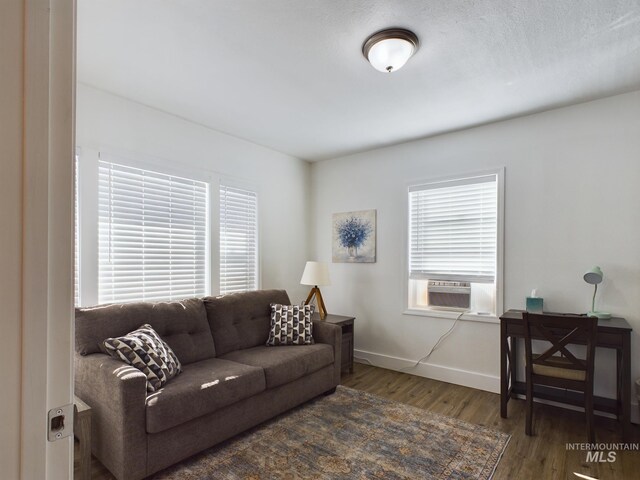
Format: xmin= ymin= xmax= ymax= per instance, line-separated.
xmin=300 ymin=261 xmax=330 ymax=286
xmin=583 ymin=266 xmax=604 ymax=285
xmin=367 ymin=37 xmax=415 ymax=73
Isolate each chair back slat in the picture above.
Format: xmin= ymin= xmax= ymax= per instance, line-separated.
xmin=523 ymin=313 xmax=597 ymax=378
xmin=534 ymin=325 xmax=587 ymax=370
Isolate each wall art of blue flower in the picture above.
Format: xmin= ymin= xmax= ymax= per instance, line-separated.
xmin=336 ymin=216 xmax=372 ymax=256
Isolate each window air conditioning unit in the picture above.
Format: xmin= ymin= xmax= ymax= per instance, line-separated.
xmin=427 ymin=280 xmax=471 ymax=310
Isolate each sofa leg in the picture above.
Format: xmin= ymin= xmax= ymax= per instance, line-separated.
xmin=323 ymin=387 xmax=337 ymax=396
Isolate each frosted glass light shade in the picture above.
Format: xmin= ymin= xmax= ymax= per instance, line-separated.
xmin=363 ymin=28 xmax=419 ymax=73
xmin=367 ymin=38 xmax=414 ymax=73
xmin=300 ymin=261 xmax=330 ymax=286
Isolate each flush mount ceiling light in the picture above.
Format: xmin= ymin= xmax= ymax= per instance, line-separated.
xmin=362 ymin=28 xmax=419 ymax=73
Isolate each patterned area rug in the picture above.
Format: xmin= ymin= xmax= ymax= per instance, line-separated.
xmin=152 ymin=386 xmax=510 ymax=479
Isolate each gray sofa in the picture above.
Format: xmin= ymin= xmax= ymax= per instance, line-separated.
xmin=75 ymin=289 xmax=342 ymax=480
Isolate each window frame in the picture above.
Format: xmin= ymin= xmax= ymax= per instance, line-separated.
xmin=74 ymin=148 xmax=81 ymax=307
xmin=403 ymin=168 xmax=505 ymax=323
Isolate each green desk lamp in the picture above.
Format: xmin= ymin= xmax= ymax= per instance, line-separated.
xmin=583 ymin=266 xmax=611 ymax=319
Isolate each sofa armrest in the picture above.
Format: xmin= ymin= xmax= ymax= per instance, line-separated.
xmin=75 ymin=353 xmax=148 ymax=480
xmin=313 ymin=320 xmax=342 ymax=386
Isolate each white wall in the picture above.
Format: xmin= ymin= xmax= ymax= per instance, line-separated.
xmin=311 ymin=91 xmax=640 ymax=417
xmin=76 ymin=84 xmax=311 ymax=303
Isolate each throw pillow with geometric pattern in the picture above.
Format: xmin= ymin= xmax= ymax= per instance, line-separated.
xmin=266 ymin=303 xmax=315 ymax=346
xmin=103 ymin=324 xmax=182 ymax=392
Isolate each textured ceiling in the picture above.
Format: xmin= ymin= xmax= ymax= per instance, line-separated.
xmin=77 ymin=1 xmax=640 ymax=161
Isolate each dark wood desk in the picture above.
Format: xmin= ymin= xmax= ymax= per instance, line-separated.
xmin=500 ymin=309 xmax=632 ymax=440
xmin=314 ymin=313 xmax=355 ymax=374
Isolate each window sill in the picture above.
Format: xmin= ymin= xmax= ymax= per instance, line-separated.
xmin=403 ymin=308 xmax=499 ymax=324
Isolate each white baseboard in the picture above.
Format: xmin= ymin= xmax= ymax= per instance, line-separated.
xmin=354 ymin=349 xmax=640 ymax=425
xmin=353 ymin=349 xmax=500 ymax=393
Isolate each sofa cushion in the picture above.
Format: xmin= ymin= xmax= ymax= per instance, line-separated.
xmin=103 ymin=324 xmax=182 ymax=392
xmin=204 ymin=290 xmax=291 ymax=356
xmin=221 ymin=344 xmax=333 ymax=389
xmin=76 ymin=298 xmax=216 ymax=365
xmin=266 ymin=303 xmax=315 ymax=346
xmin=145 ymin=358 xmax=266 ymax=433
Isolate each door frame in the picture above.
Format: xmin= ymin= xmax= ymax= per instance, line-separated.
xmin=22 ymin=0 xmax=76 ymax=478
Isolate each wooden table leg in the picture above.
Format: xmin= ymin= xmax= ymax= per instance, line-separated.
xmin=616 ymin=347 xmax=622 ymax=422
xmin=350 ymin=325 xmax=355 ymax=374
xmin=500 ymin=321 xmax=508 ymax=418
xmin=510 ymin=336 xmax=518 ymax=396
xmin=621 ymin=332 xmax=631 ymax=442
xmin=74 ymin=398 xmax=92 ymax=480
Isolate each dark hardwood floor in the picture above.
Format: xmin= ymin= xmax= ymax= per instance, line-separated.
xmin=76 ymin=363 xmax=640 ymax=480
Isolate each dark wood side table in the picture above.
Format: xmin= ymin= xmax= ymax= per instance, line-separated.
xmin=74 ymin=395 xmax=92 ymax=480
xmin=314 ymin=313 xmax=356 ymax=374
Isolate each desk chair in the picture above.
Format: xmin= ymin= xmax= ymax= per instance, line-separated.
xmin=523 ymin=312 xmax=598 ymax=442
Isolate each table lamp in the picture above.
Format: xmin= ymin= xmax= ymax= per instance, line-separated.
xmin=583 ymin=266 xmax=611 ymax=319
xmin=300 ymin=261 xmax=330 ymax=320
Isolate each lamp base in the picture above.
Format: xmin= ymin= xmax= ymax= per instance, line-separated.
xmin=305 ymin=286 xmax=327 ymax=320
xmin=587 ymin=311 xmax=612 ymax=319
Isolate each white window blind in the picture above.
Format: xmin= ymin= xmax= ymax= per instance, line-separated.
xmin=409 ymin=174 xmax=497 ymax=283
xmin=219 ymin=184 xmax=258 ymax=295
xmin=98 ymin=160 xmax=208 ymax=303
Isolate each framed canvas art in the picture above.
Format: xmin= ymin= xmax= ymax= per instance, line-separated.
xmin=332 ymin=209 xmax=376 ymax=263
